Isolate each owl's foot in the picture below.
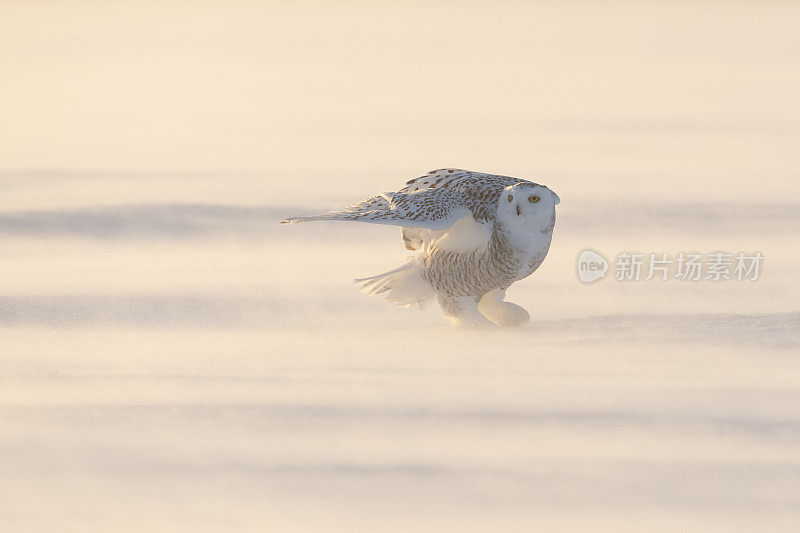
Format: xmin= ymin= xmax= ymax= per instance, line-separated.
xmin=477 ymin=289 xmax=530 ymax=327
xmin=438 ymin=295 xmax=494 ymax=328
xmin=450 ymin=312 xmax=494 ymax=328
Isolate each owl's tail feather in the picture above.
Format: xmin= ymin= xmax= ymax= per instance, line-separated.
xmin=354 ymin=260 xmax=433 ymax=309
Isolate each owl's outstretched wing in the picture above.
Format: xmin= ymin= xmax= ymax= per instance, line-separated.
xmin=281 ymin=169 xmax=549 ymax=252
xmin=399 ymin=168 xmax=529 ymax=224
xmin=280 ymin=187 xmax=474 ymax=231
xmin=395 ymin=169 xmax=534 ymax=252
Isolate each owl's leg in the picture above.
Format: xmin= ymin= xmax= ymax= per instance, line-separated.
xmin=437 ymin=294 xmax=493 ymax=327
xmin=477 ymin=288 xmax=530 ymax=327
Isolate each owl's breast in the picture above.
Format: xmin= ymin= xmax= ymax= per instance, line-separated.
xmin=512 ymin=230 xmax=554 ymax=281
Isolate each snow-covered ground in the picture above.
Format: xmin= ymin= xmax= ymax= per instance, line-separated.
xmin=2 ymin=178 xmax=798 ymax=531
xmin=2 ymin=1 xmax=800 ymax=531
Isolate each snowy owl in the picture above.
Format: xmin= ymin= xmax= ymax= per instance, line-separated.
xmin=282 ymin=169 xmax=559 ymax=327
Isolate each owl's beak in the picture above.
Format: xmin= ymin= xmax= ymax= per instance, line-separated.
xmin=515 ymin=205 xmax=521 ymax=216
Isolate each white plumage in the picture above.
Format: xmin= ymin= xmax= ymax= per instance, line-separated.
xmin=282 ymin=168 xmax=559 ymax=326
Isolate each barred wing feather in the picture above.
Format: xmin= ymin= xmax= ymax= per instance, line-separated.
xmin=280 ymin=187 xmax=473 ymax=231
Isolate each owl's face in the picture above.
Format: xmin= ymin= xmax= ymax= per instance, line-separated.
xmin=496 ymin=183 xmax=559 ymax=235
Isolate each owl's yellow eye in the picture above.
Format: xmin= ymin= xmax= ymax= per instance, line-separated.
xmin=528 ymin=195 xmax=540 ymax=203
xmin=507 ymin=194 xmax=513 ymax=202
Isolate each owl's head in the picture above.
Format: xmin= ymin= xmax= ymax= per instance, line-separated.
xmin=496 ymin=183 xmax=559 ymax=236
